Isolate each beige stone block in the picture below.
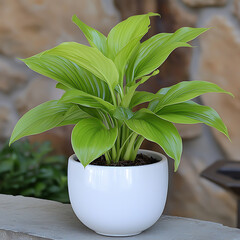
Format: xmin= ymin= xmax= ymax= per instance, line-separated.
xmin=233 ymin=0 xmax=240 ymax=20
xmin=0 ymin=0 xmax=119 ymax=58
xmin=198 ymin=16 xmax=240 ymax=160
xmin=0 ymin=60 xmax=27 ymax=93
xmin=15 ymin=77 xmax=60 ymax=115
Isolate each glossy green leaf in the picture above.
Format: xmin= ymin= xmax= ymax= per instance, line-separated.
xmin=22 ymin=42 xmax=119 ymax=90
xmin=113 ymin=107 xmax=134 ymax=121
xmin=71 ymin=118 xmax=118 ymax=167
xmin=125 ymin=109 xmax=182 ymax=170
xmin=60 ymin=89 xmax=115 ymax=114
xmin=107 ymin=13 xmax=159 ymax=58
xmin=126 ymin=27 xmax=208 ymax=84
xmin=22 ymin=54 xmax=111 ymax=101
xmin=10 ymin=101 xmax=89 ymax=145
xmin=156 ymin=101 xmax=230 ymax=139
xmin=149 ymin=81 xmax=233 ymax=112
xmin=72 ymin=15 xmax=107 ymax=55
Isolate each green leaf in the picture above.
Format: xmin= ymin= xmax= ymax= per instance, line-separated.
xmin=22 ymin=54 xmax=111 ymax=101
xmin=56 ymin=83 xmax=69 ymax=91
xmin=114 ymin=38 xmax=140 ymax=85
xmin=22 ymin=42 xmax=119 ymax=90
xmin=10 ymin=101 xmax=89 ymax=145
xmin=107 ymin=13 xmax=159 ymax=58
xmin=125 ymin=109 xmax=182 ymax=171
xmin=121 ymin=70 xmax=159 ymax=108
xmin=156 ymin=101 xmax=230 ymax=139
xmin=58 ymin=105 xmax=91 ymax=126
xmin=126 ymin=27 xmax=208 ymax=84
xmin=72 ymin=15 xmax=107 ymax=55
xmin=60 ymin=89 xmax=115 ymax=114
xmin=130 ymin=91 xmax=158 ymax=108
xmin=113 ymin=107 xmax=134 ymax=121
xmin=71 ymin=118 xmax=118 ymax=167
xmin=149 ymin=81 xmax=233 ymax=112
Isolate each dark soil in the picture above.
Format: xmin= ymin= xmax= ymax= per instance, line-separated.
xmin=89 ymin=153 xmax=159 ymax=167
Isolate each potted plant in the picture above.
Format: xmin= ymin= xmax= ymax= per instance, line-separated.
xmin=10 ymin=13 xmax=232 ymax=236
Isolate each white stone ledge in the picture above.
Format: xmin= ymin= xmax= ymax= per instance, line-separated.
xmin=0 ymin=194 xmax=239 ymax=240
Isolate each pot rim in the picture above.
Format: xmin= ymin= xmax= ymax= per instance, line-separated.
xmin=69 ymin=149 xmax=167 ymax=169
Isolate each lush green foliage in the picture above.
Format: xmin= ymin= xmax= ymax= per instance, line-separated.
xmin=0 ymin=140 xmax=69 ymax=203
xmin=10 ymin=13 xmax=232 ymax=171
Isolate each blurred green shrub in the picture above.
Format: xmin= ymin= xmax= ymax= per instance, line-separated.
xmin=0 ymin=140 xmax=69 ymax=203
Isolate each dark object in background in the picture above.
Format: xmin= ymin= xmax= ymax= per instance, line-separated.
xmin=0 ymin=140 xmax=69 ymax=203
xmin=201 ymin=160 xmax=240 ymax=228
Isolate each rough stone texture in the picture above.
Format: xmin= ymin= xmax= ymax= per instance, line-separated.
xmin=0 ymin=194 xmax=239 ymax=240
xmin=0 ymin=230 xmax=48 ymax=240
xmin=182 ymin=0 xmax=226 ymax=8
xmin=233 ymin=0 xmax=240 ymax=20
xmin=0 ymin=0 xmax=119 ymax=58
xmin=199 ymin=16 xmax=240 ymax=160
xmin=0 ymin=59 xmax=27 ymax=93
xmin=14 ymin=77 xmax=59 ymax=115
xmin=166 ymin=125 xmax=237 ymax=227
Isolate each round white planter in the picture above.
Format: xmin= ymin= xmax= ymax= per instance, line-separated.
xmin=68 ymin=149 xmax=168 ymax=237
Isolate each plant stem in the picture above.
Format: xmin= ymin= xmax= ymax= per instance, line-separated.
xmin=131 ymin=136 xmax=144 ymax=161
xmin=123 ymin=133 xmax=138 ymax=161
xmin=116 ymin=132 xmax=134 ymax=161
xmin=110 ymin=88 xmax=117 ymax=106
xmin=121 ymin=125 xmax=130 ymax=159
xmin=104 ymin=151 xmax=111 ymax=165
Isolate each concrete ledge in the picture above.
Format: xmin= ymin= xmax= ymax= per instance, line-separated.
xmin=0 ymin=194 xmax=239 ymax=240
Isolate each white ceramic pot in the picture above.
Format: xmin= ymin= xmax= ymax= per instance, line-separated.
xmin=68 ymin=149 xmax=168 ymax=237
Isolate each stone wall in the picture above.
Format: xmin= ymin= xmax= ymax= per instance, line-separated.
xmin=0 ymin=0 xmax=239 ymax=227
xmin=0 ymin=0 xmax=120 ymax=155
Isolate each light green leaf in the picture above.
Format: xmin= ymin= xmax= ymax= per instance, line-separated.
xmin=156 ymin=101 xmax=230 ymax=139
xmin=58 ymin=105 xmax=91 ymax=126
xmin=71 ymin=118 xmax=118 ymax=167
xmin=130 ymin=91 xmax=158 ymax=108
xmin=149 ymin=81 xmax=233 ymax=112
xmin=107 ymin=13 xmax=159 ymax=58
xmin=22 ymin=42 xmax=119 ymax=90
xmin=22 ymin=54 xmax=111 ymax=101
xmin=10 ymin=101 xmax=89 ymax=145
xmin=126 ymin=27 xmax=208 ymax=84
xmin=72 ymin=15 xmax=107 ymax=55
xmin=60 ymin=89 xmax=115 ymax=114
xmin=114 ymin=38 xmax=140 ymax=85
xmin=133 ymin=42 xmax=191 ymax=82
xmin=121 ymin=70 xmax=159 ymax=108
xmin=56 ymin=83 xmax=69 ymax=91
xmin=125 ymin=109 xmax=182 ymax=170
